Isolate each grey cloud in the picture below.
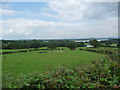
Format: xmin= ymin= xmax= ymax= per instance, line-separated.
xmin=46 ymin=2 xmax=118 ymax=22
xmin=84 ymin=2 xmax=118 ymax=19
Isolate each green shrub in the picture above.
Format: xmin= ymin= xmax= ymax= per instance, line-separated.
xmin=3 ymin=54 xmax=120 ymax=89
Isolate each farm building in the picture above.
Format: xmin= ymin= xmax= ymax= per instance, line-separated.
xmin=75 ymin=40 xmax=89 ymax=43
xmin=86 ymin=45 xmax=93 ymax=47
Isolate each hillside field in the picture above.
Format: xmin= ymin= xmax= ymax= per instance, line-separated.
xmin=2 ymin=48 xmax=103 ymax=78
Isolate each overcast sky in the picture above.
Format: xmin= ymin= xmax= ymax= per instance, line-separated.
xmin=0 ymin=0 xmax=118 ymax=39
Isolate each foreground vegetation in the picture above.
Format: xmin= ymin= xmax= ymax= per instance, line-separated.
xmin=2 ymin=47 xmax=120 ymax=88
xmin=3 ymin=53 xmax=120 ymax=88
xmin=2 ymin=48 xmax=103 ymax=88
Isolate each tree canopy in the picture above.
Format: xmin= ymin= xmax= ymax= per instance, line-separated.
xmin=31 ymin=39 xmax=41 ymax=49
xmin=67 ymin=41 xmax=77 ymax=50
xmin=89 ymin=39 xmax=100 ymax=48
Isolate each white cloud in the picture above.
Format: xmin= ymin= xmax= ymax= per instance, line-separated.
xmin=0 ymin=8 xmax=16 ymax=16
xmin=1 ymin=17 xmax=118 ymax=39
xmin=0 ymin=1 xmax=118 ymax=39
xmin=44 ymin=1 xmax=118 ymax=22
xmin=46 ymin=0 xmax=85 ymax=21
xmin=1 ymin=18 xmax=60 ymax=37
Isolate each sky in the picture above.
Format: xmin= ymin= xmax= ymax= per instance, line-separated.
xmin=0 ymin=0 xmax=118 ymax=40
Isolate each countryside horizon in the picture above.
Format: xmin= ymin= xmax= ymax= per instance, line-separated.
xmin=1 ymin=1 xmax=119 ymax=89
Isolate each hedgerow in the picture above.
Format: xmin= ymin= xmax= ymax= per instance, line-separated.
xmin=80 ymin=48 xmax=118 ymax=54
xmin=4 ymin=53 xmax=119 ymax=89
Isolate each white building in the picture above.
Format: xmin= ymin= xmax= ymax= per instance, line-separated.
xmin=75 ymin=40 xmax=89 ymax=43
xmin=86 ymin=45 xmax=94 ymax=47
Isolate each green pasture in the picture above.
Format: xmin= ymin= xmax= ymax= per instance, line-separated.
xmin=2 ymin=48 xmax=103 ymax=77
xmin=2 ymin=47 xmax=105 ymax=87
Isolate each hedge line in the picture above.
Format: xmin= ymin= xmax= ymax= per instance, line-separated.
xmin=80 ymin=48 xmax=118 ymax=55
xmin=0 ymin=48 xmax=64 ymax=55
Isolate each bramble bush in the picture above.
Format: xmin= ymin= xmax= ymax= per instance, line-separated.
xmin=4 ymin=53 xmax=119 ymax=89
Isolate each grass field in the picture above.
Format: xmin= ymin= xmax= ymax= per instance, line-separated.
xmin=1 ymin=47 xmax=105 ymax=88
xmin=2 ymin=48 xmax=104 ymax=78
xmin=2 ymin=47 xmax=119 ymax=88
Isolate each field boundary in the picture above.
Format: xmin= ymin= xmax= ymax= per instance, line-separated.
xmin=0 ymin=48 xmax=64 ymax=55
xmin=80 ymin=48 xmax=118 ymax=54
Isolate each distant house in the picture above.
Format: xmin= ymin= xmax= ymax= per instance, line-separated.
xmin=86 ymin=45 xmax=93 ymax=47
xmin=75 ymin=40 xmax=89 ymax=43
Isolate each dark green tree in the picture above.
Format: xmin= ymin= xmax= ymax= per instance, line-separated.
xmin=89 ymin=39 xmax=100 ymax=48
xmin=2 ymin=40 xmax=8 ymax=49
xmin=104 ymin=41 xmax=112 ymax=47
xmin=31 ymin=39 xmax=40 ymax=49
xmin=67 ymin=42 xmax=77 ymax=50
xmin=117 ymin=39 xmax=120 ymax=48
xmin=7 ymin=42 xmax=20 ymax=49
xmin=47 ymin=41 xmax=57 ymax=50
xmin=77 ymin=42 xmax=84 ymax=47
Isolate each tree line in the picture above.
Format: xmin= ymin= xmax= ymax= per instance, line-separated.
xmin=1 ymin=39 xmax=119 ymax=50
xmin=1 ymin=39 xmax=80 ymax=50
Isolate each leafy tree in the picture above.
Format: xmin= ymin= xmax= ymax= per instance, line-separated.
xmin=2 ymin=40 xmax=8 ymax=49
xmin=117 ymin=39 xmax=120 ymax=48
xmin=104 ymin=41 xmax=112 ymax=47
xmin=77 ymin=42 xmax=84 ymax=47
xmin=18 ymin=41 xmax=31 ymax=49
xmin=89 ymin=39 xmax=100 ymax=48
xmin=7 ymin=42 xmax=20 ymax=49
xmin=67 ymin=42 xmax=77 ymax=50
xmin=31 ymin=39 xmax=40 ymax=49
xmin=47 ymin=41 xmax=57 ymax=50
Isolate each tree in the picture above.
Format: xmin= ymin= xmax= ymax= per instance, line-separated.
xmin=2 ymin=40 xmax=8 ymax=49
xmin=31 ymin=39 xmax=40 ymax=49
xmin=77 ymin=42 xmax=84 ymax=47
xmin=7 ymin=42 xmax=20 ymax=49
xmin=89 ymin=39 xmax=100 ymax=48
xmin=117 ymin=39 xmax=120 ymax=48
xmin=104 ymin=41 xmax=112 ymax=47
xmin=47 ymin=41 xmax=57 ymax=50
xmin=67 ymin=42 xmax=77 ymax=50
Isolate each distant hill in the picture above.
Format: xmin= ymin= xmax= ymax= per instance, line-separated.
xmin=0 ymin=37 xmax=119 ymax=41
